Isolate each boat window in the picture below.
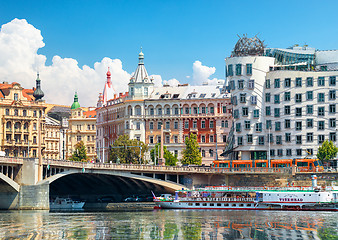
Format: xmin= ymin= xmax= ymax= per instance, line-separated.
xmin=247 ymin=204 xmax=251 ymax=207
xmin=319 ymin=194 xmax=320 ymax=196
xmin=304 ymin=194 xmax=305 ymax=196
xmin=196 ymin=203 xmax=200 ymax=206
xmin=188 ymin=203 xmax=193 ymax=206
xmin=309 ymin=194 xmax=311 ymax=196
xmin=232 ymin=204 xmax=236 ymax=207
xmin=217 ymin=203 xmax=221 ymax=206
xmin=210 ymin=203 xmax=214 ymax=206
xmin=225 ymin=203 xmax=229 ymax=206
xmin=202 ymin=203 xmax=207 ymax=206
xmin=239 ymin=204 xmax=244 ymax=207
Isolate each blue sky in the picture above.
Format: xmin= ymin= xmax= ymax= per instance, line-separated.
xmin=0 ymin=0 xmax=337 ymax=105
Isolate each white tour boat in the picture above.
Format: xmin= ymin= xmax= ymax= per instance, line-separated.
xmin=50 ymin=197 xmax=85 ymax=210
xmin=154 ymin=176 xmax=337 ymax=211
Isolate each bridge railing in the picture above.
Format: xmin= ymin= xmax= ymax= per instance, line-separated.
xmin=0 ymin=156 xmax=25 ymax=164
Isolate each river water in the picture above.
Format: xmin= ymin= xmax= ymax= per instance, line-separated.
xmin=0 ymin=209 xmax=337 ymax=239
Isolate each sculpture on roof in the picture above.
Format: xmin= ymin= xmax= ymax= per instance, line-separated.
xmin=232 ymin=34 xmax=265 ymax=57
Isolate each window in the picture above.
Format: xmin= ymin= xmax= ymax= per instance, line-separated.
xmin=193 ymin=107 xmax=198 ymax=114
xmin=237 ymin=136 xmax=243 ymax=145
xmin=210 ymin=106 xmax=214 ymax=114
xmin=224 ymin=120 xmax=228 ymax=128
xmin=149 ymin=136 xmax=154 ymax=144
xmin=236 ymin=64 xmax=242 ymax=75
xmin=221 ymin=120 xmax=225 ymax=128
xmin=144 ymin=87 xmax=148 ymax=96
xmin=202 ymin=150 xmax=205 ymax=157
xmin=285 ymin=78 xmax=291 ymax=87
xmin=295 ymin=94 xmax=302 ymax=103
xmin=296 ymin=107 xmax=302 ymax=117
xmin=265 ymin=93 xmax=271 ymax=102
xmin=307 ymin=105 xmax=313 ymax=115
xmin=330 ymin=132 xmax=336 ymax=142
xmin=158 ymin=108 xmax=162 ymax=115
xmin=258 ymin=136 xmax=265 ymax=145
xmin=329 ymin=76 xmax=336 ymax=86
xmin=174 ymin=107 xmax=179 ymax=115
xmin=285 ymin=119 xmax=291 ymax=129
xmin=274 ymin=108 xmax=280 ymax=117
xmin=277 ymin=149 xmax=283 ymax=156
xmin=248 ymin=79 xmax=254 ymax=89
xmin=307 ymin=119 xmax=313 ymax=128
xmin=296 ymin=149 xmax=302 ymax=156
xmin=318 ymin=121 xmax=325 ymax=130
xmin=284 ymin=92 xmax=291 ymax=101
xmin=274 ymin=78 xmax=280 ymax=88
xmin=33 ymin=110 xmax=37 ymax=117
xmin=209 ymin=149 xmax=213 ymax=157
xmin=201 ymin=135 xmax=206 ymax=143
xmin=307 ymin=133 xmax=313 ymax=142
xmin=329 ymin=90 xmax=336 ymax=100
xmin=222 ymin=106 xmax=227 ymax=113
xmin=286 ymin=149 xmax=292 ymax=156
xmin=166 ymin=107 xmax=171 ymax=115
xmin=238 ymin=80 xmax=244 ymax=89
xmin=266 ymin=106 xmax=271 ymax=116
xmin=296 ymin=135 xmax=302 ymax=144
xmin=149 ymin=122 xmax=154 ymax=130
xmin=136 ymin=122 xmax=140 ymax=130
xmin=266 ymin=120 xmax=272 ymax=129
xmin=233 ymin=109 xmax=239 ymax=118
xmin=174 ymin=121 xmax=178 ymax=129
xmin=318 ymin=135 xmax=325 ymax=144
xmin=253 ymin=109 xmax=259 ymax=118
xmin=184 ymin=121 xmax=189 ymax=129
xmin=230 ymin=80 xmax=235 ymax=90
xmin=256 ymin=123 xmax=262 ymax=132
xmin=174 ymin=136 xmax=178 ymax=143
xmin=149 ymin=108 xmax=154 ymax=116
xmin=242 ymin=107 xmax=248 ymax=117
xmin=240 ymin=93 xmax=246 ymax=103
xmin=274 ymin=94 xmax=280 ymax=104
xmin=77 ymin=136 xmax=82 ymax=142
xmin=209 ymin=120 xmax=214 ymax=128
xmin=270 ymin=149 xmax=275 ymax=157
xmin=329 ymin=118 xmax=336 ymax=128
xmin=246 ymin=64 xmax=252 ymax=75
xmin=275 ymin=121 xmax=281 ymax=131
xmin=285 ymin=133 xmax=291 ymax=142
xmin=201 ymin=107 xmax=206 ymax=114
xmin=136 ymin=107 xmax=141 ymax=116
xmin=284 ymin=106 xmax=290 ymax=115
xmin=244 ymin=120 xmax=251 ymax=130
xmin=165 ymin=135 xmax=170 ymax=143
xmin=318 ymin=76 xmax=325 ymax=86
xmin=306 ymin=77 xmax=313 ymax=87
xmin=296 ymin=77 xmax=302 ymax=87
xmin=247 ymin=134 xmax=253 ymax=143
xmin=227 ymin=64 xmax=233 ymax=76
xmin=14 ymin=109 xmax=18 ymax=116
xmin=14 ymin=93 xmax=18 ymax=101
xmin=251 ymin=95 xmax=257 ymax=105
xmin=223 ymin=135 xmax=227 ymax=142
xmin=165 ymin=121 xmax=170 ymax=129
xmin=306 ymin=91 xmax=313 ymax=101
xmin=296 ymin=121 xmax=302 ymax=131
xmin=265 ymin=79 xmax=271 ymax=88
xmin=158 ymin=122 xmax=163 ymax=130
xmin=329 ymin=104 xmax=336 ymax=113
xmin=5 ymin=109 xmax=9 ymax=115
xmin=318 ymin=107 xmax=325 ymax=116
xmin=318 ymin=93 xmax=325 ymax=102
xmin=192 ymin=121 xmax=197 ymax=129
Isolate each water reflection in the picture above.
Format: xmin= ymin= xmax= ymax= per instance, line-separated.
xmin=0 ymin=210 xmax=336 ymax=239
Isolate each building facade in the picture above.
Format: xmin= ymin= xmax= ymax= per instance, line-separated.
xmin=0 ymin=76 xmax=46 ymax=158
xmin=225 ymin=36 xmax=338 ymax=160
xmin=66 ymin=93 xmax=97 ymax=160
xmin=44 ymin=116 xmax=61 ymax=160
xmin=96 ymin=51 xmax=232 ymax=165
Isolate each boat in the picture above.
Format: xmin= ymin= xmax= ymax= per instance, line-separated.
xmin=154 ymin=176 xmax=338 ymax=211
xmin=50 ymin=197 xmax=85 ymax=210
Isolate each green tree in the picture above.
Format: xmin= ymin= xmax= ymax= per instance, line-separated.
xmin=70 ymin=141 xmax=88 ymax=162
xmin=109 ymin=135 xmax=148 ymax=164
xmin=317 ymin=140 xmax=338 ymax=163
xmin=181 ymin=133 xmax=202 ymax=165
xmin=150 ymin=143 xmax=178 ymax=166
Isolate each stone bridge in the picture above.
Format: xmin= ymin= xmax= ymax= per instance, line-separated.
xmin=0 ymin=157 xmax=337 ymax=210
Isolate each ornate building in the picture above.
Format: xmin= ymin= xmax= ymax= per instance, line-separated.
xmin=96 ymin=51 xmax=232 ymax=165
xmin=66 ymin=93 xmax=97 ymax=160
xmin=0 ymin=74 xmax=46 ymax=158
xmin=44 ymin=116 xmax=61 ymax=159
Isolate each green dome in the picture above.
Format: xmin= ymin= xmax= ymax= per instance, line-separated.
xmin=71 ymin=92 xmax=81 ymax=110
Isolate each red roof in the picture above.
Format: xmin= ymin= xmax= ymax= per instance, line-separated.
xmin=83 ymin=110 xmax=97 ymax=118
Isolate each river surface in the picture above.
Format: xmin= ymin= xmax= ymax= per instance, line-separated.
xmin=0 ymin=209 xmax=337 ymax=239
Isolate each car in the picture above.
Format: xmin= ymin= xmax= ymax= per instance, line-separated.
xmin=124 ymin=196 xmax=138 ymax=202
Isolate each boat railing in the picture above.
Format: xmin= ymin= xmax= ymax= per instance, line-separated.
xmin=179 ymin=197 xmax=255 ymax=202
xmin=203 ymin=186 xmax=315 ymax=191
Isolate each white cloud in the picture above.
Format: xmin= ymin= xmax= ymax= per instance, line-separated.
xmin=0 ymin=18 xmax=130 ymax=107
xmin=192 ymin=60 xmax=224 ymax=85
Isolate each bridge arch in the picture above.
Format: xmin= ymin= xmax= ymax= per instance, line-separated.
xmin=38 ymin=169 xmax=187 ymax=192
xmin=0 ymin=173 xmax=20 ymax=192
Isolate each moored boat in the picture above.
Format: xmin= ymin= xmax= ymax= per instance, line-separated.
xmin=50 ymin=197 xmax=85 ymax=210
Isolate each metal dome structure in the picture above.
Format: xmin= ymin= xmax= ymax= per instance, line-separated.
xmin=232 ymin=34 xmax=265 ymax=57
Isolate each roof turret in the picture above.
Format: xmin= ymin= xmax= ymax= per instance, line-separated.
xmin=71 ymin=92 xmax=81 ymax=109
xmin=33 ymin=73 xmax=44 ymax=101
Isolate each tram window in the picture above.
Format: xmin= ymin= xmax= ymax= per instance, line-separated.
xmin=256 ymin=163 xmax=267 ymax=167
xmin=220 ymin=163 xmax=229 ymax=168
xmin=297 ymin=162 xmax=308 ymax=167
xmin=196 ymin=203 xmax=200 ymax=206
xmin=217 ymin=203 xmax=221 ymax=206
xmin=210 ymin=203 xmax=214 ymax=206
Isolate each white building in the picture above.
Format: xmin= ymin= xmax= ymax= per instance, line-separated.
xmin=225 ymin=36 xmax=338 ymax=160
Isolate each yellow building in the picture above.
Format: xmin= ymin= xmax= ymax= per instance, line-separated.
xmin=44 ymin=116 xmax=61 ymax=160
xmin=66 ymin=93 xmax=97 ymax=161
xmin=0 ymin=75 xmax=46 ymax=158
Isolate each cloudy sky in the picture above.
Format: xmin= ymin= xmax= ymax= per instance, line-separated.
xmin=0 ymin=0 xmax=337 ymax=106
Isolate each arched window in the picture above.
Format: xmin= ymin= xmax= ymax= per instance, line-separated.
xmin=14 ymin=109 xmax=18 ymax=116
xmin=6 ymin=121 xmax=11 ymax=129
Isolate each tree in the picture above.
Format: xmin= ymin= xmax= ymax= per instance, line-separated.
xmin=109 ymin=135 xmax=148 ymax=164
xmin=317 ymin=140 xmax=338 ymax=163
xmin=150 ymin=143 xmax=178 ymax=166
xmin=181 ymin=133 xmax=202 ymax=165
xmin=70 ymin=141 xmax=88 ymax=162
